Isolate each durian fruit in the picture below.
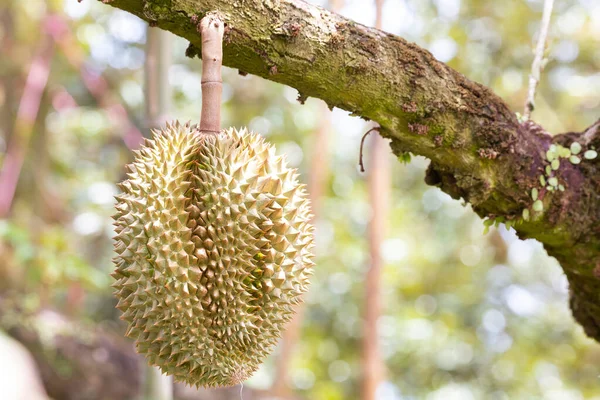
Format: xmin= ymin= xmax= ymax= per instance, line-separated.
xmin=112 ymin=122 xmax=314 ymax=387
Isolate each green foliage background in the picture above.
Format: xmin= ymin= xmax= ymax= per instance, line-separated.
xmin=0 ymin=0 xmax=599 ymax=398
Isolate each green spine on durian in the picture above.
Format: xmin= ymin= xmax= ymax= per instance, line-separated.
xmin=113 ymin=123 xmax=314 ymax=387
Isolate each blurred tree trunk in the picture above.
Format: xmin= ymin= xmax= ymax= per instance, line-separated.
xmin=0 ymin=5 xmax=17 ymax=146
xmin=145 ymin=28 xmax=172 ymax=131
xmin=0 ymin=3 xmax=21 ymax=294
xmin=27 ymin=91 xmax=55 ymax=310
xmin=270 ymin=1 xmax=342 ymax=396
xmin=0 ymin=21 xmax=54 ymax=218
xmin=361 ymin=1 xmax=387 ymax=399
xmin=31 ymin=96 xmax=69 ymax=226
xmin=271 ymin=104 xmax=331 ymax=398
xmin=142 ymin=26 xmax=174 ymax=400
xmin=362 ymin=131 xmax=387 ymax=400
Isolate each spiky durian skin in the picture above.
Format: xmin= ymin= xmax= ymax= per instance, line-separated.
xmin=112 ymin=122 xmax=314 ymax=387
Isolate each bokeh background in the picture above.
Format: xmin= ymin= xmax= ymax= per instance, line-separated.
xmin=0 ymin=0 xmax=599 ymax=399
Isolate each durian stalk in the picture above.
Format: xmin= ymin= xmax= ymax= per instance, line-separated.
xmin=199 ymin=16 xmax=224 ymax=134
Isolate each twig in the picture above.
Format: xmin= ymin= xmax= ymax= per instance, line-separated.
xmin=358 ymin=127 xmax=380 ymax=172
xmin=358 ymin=0 xmax=384 ymax=173
xmin=583 ymin=118 xmax=600 ymax=143
xmin=524 ymin=0 xmax=554 ymax=120
xmin=199 ymin=16 xmax=224 ymax=134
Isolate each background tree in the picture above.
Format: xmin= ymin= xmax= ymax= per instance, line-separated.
xmin=143 ymin=24 xmax=174 ymax=400
xmin=271 ymin=0 xmax=341 ymax=397
xmin=361 ymin=1 xmax=388 ymax=399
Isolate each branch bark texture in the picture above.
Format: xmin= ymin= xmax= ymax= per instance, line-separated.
xmin=100 ymin=0 xmax=600 ymax=342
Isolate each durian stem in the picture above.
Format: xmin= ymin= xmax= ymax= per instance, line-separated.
xmin=199 ymin=16 xmax=224 ymax=134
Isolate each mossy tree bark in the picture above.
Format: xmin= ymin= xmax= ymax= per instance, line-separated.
xmin=98 ymin=0 xmax=600 ymax=343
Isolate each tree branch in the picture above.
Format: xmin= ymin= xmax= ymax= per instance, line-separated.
xmin=98 ymin=0 xmax=600 ymax=342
